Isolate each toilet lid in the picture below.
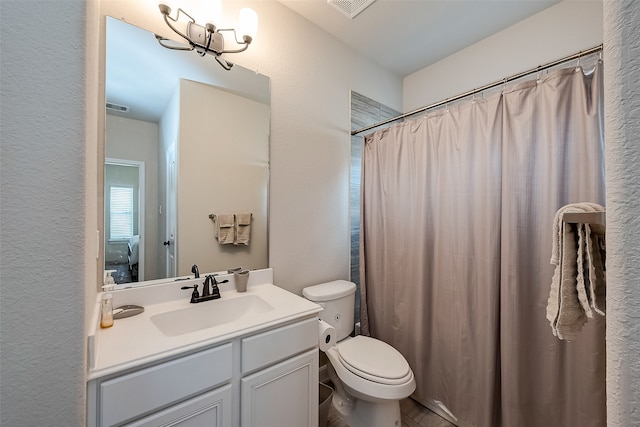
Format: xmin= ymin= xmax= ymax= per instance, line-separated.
xmin=336 ymin=336 xmax=411 ymax=385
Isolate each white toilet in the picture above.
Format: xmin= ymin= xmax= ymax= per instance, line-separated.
xmin=303 ymin=280 xmax=416 ymax=427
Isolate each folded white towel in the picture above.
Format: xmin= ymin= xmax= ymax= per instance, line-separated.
xmin=214 ymin=214 xmax=235 ymax=245
xmin=234 ymin=213 xmax=252 ymax=245
xmin=575 ymin=203 xmax=604 ymax=318
xmin=547 ymin=203 xmax=606 ymax=340
xmin=553 ymin=219 xmax=587 ymax=340
xmin=585 ymin=222 xmax=606 ymax=316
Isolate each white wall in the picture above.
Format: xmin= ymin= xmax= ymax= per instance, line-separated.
xmin=177 ymin=79 xmax=269 ymax=275
xmin=403 ymin=1 xmax=603 ymax=112
xmin=603 ymin=3 xmax=640 ymax=425
xmin=0 ymin=1 xmax=89 ymax=425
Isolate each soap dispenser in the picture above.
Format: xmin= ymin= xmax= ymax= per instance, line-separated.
xmin=101 ymin=271 xmax=116 ymax=329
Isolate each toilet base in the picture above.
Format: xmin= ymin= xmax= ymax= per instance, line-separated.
xmin=332 ymin=393 xmax=401 ymax=427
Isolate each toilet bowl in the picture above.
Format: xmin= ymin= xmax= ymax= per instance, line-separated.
xmin=303 ymin=280 xmax=416 ymax=427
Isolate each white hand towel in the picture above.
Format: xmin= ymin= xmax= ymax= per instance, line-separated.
xmin=547 ymin=204 xmax=582 ymax=328
xmin=575 ymin=203 xmax=603 ymax=318
xmin=585 ymin=219 xmax=606 ymax=316
xmin=234 ymin=213 xmax=252 ymax=245
xmin=575 ymin=221 xmax=593 ymax=318
xmin=214 ymin=214 xmax=235 ymax=245
xmin=553 ymin=220 xmax=588 ymax=340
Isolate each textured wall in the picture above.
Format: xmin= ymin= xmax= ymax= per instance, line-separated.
xmin=0 ymin=1 xmax=88 ymax=425
xmin=603 ymin=2 xmax=640 ymax=425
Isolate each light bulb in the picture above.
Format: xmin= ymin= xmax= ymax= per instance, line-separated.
xmin=238 ymin=8 xmax=258 ymax=41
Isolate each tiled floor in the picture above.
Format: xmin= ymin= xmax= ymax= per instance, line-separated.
xmin=326 ymin=397 xmax=456 ymax=427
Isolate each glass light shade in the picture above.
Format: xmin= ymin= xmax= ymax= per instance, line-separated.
xmin=238 ymin=8 xmax=258 ymax=40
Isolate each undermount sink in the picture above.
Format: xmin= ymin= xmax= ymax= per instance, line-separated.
xmin=150 ymin=294 xmax=274 ymax=337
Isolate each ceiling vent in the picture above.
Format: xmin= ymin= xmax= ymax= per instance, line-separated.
xmin=106 ymin=102 xmax=130 ymax=113
xmin=327 ymin=0 xmax=376 ymax=19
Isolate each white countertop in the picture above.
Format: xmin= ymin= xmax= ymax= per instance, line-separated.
xmin=88 ymin=268 xmax=322 ymax=380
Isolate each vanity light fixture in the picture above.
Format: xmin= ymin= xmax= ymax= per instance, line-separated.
xmin=155 ymin=4 xmax=258 ymax=70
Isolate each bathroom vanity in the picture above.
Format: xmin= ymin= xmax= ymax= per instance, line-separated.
xmin=87 ymin=269 xmax=322 ymax=427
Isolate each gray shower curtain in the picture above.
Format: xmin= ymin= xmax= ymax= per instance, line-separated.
xmin=359 ymin=63 xmax=605 ymax=426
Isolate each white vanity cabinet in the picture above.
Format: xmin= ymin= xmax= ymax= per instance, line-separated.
xmin=88 ymin=317 xmax=319 ymax=427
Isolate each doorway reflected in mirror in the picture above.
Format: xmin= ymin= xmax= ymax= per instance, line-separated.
xmin=104 ymin=159 xmax=144 ymax=284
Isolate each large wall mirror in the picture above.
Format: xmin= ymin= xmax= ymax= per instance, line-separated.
xmin=104 ymin=17 xmax=270 ymax=286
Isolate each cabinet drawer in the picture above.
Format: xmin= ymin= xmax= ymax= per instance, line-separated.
xmin=124 ymin=385 xmax=232 ymax=427
xmin=100 ymin=343 xmax=232 ymax=426
xmin=242 ymin=318 xmax=317 ymax=374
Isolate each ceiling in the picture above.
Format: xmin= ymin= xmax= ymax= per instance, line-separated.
xmin=106 ymin=1 xmax=560 ymax=123
xmin=278 ymin=0 xmax=560 ymax=77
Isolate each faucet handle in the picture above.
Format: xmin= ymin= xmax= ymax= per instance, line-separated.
xmin=181 ymin=284 xmax=200 ymax=303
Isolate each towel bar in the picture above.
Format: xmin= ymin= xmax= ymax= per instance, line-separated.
xmin=562 ymin=211 xmax=605 ymax=225
xmin=208 ymin=213 xmax=253 ymax=219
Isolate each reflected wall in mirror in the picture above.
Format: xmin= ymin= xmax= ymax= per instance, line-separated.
xmin=104 ymin=17 xmax=270 ymax=286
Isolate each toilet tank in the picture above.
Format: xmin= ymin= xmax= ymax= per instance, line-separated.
xmin=302 ymin=280 xmax=356 ymax=342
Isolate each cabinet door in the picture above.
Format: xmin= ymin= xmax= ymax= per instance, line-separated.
xmin=125 ymin=385 xmax=232 ymax=427
xmin=241 ymin=349 xmax=318 ymax=427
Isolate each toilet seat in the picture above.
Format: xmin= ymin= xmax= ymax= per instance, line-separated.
xmin=336 ymin=336 xmax=412 ymax=385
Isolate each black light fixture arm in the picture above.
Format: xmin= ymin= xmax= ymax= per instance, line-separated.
xmin=215 ymin=28 xmax=253 ymax=54
xmin=156 ymin=5 xmax=198 ymax=51
xmin=156 ymin=3 xmax=253 ymax=70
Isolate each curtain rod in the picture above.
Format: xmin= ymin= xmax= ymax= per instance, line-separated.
xmin=351 ymin=44 xmax=603 ymax=136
